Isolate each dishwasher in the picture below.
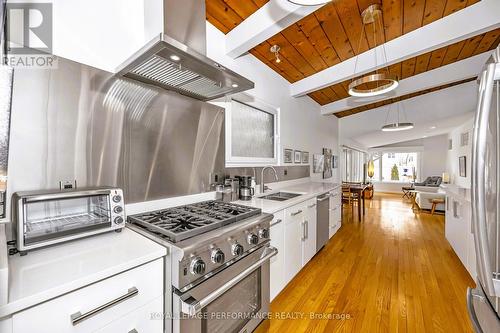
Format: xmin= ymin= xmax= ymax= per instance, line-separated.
xmin=316 ymin=193 xmax=330 ymax=251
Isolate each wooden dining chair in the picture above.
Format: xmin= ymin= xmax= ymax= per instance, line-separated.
xmin=342 ymin=182 xmax=361 ymax=215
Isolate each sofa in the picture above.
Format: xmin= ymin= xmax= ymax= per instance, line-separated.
xmin=414 ymin=176 xmax=442 ymax=187
xmin=414 ymin=186 xmax=446 ymax=211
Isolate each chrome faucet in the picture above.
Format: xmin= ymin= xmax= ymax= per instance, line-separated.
xmin=260 ymin=166 xmax=279 ymax=193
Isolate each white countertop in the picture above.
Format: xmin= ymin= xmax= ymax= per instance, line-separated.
xmin=235 ymin=181 xmax=340 ymax=213
xmin=0 ymin=228 xmax=166 ymax=319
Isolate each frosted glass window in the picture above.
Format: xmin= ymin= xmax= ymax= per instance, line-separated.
xmin=231 ymin=100 xmax=275 ymax=158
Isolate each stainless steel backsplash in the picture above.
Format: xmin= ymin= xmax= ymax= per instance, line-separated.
xmin=6 ymin=56 xmax=225 ymax=208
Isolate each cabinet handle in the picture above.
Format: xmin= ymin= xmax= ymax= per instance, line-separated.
xmin=70 ymin=287 xmax=139 ymax=326
xmin=318 ymin=196 xmax=329 ymax=202
xmin=301 ymin=221 xmax=307 ymax=241
xmin=291 ymin=209 xmax=303 ymax=216
xmin=305 ymin=220 xmax=308 ymax=239
xmin=308 ymin=203 xmax=317 ymax=208
xmin=271 ymin=218 xmax=282 ymax=226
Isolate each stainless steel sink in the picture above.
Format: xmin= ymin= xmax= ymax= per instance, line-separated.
xmin=260 ymin=192 xmax=302 ymax=201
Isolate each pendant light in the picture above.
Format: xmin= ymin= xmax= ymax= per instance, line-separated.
xmin=287 ymin=0 xmax=331 ymax=5
xmin=381 ymin=101 xmax=414 ymax=132
xmin=349 ymin=4 xmax=399 ymax=97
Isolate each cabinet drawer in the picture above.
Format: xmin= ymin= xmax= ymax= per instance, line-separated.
xmin=13 ymin=259 xmax=163 ymax=333
xmin=96 ymin=296 xmax=163 ymax=333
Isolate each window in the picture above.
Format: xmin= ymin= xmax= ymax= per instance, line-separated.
xmin=225 ymin=98 xmax=279 ymax=166
xmin=373 ymin=152 xmax=419 ymax=182
xmin=342 ymin=148 xmax=367 ymax=183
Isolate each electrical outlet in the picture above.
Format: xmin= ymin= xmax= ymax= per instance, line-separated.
xmin=284 ymin=169 xmax=288 ymax=176
xmin=59 ymin=180 xmax=77 ymax=190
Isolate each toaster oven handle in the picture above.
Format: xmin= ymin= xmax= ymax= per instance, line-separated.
xmin=70 ymin=287 xmax=138 ymax=325
xmin=23 ymin=189 xmax=113 ymax=203
xmin=180 ymin=246 xmax=278 ymax=316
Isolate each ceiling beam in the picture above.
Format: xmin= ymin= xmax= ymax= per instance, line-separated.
xmin=320 ymin=52 xmax=491 ymax=115
xmin=290 ymin=0 xmax=500 ymax=97
xmin=333 ymin=77 xmax=477 ymax=118
xmin=225 ymin=0 xmax=328 ymax=59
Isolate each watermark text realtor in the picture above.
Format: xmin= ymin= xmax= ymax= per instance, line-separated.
xmin=4 ymin=2 xmax=57 ymax=68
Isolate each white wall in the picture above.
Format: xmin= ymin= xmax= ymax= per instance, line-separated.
xmin=205 ymin=23 xmax=339 ymax=182
xmin=446 ymin=116 xmax=474 ymax=188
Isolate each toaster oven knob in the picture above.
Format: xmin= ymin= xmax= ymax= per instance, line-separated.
xmin=211 ymin=249 xmax=225 ymax=264
xmin=114 ymin=216 xmax=124 ymax=224
xmin=258 ymin=228 xmax=270 ymax=239
xmin=247 ymin=233 xmax=259 ymax=245
xmin=190 ymin=258 xmax=206 ymax=275
xmin=113 ymin=206 xmax=123 ymax=214
xmin=112 ymin=195 xmax=122 ymax=203
xmin=231 ymin=243 xmax=244 ymax=256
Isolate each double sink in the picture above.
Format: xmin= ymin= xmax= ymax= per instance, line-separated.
xmin=259 ymin=192 xmax=302 ymax=202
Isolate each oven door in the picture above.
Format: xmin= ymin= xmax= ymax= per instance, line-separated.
xmin=173 ymin=244 xmax=277 ymax=333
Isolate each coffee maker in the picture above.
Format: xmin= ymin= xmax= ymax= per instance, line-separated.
xmin=238 ymin=175 xmax=255 ymax=201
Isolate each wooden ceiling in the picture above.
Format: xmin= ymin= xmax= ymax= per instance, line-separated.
xmin=206 ymin=0 xmax=499 ymax=116
xmin=310 ymin=28 xmax=500 ymax=105
xmin=334 ymin=76 xmax=477 ymax=118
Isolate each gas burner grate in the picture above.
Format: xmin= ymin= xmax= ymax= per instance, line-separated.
xmin=128 ymin=200 xmax=261 ymax=243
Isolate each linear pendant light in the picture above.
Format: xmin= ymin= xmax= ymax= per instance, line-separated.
xmin=287 ymin=0 xmax=331 ymax=5
xmin=349 ymin=4 xmax=399 ymax=98
xmin=381 ymin=101 xmax=414 ymax=132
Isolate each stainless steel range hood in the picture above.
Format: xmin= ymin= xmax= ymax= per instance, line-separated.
xmin=115 ymin=0 xmax=254 ymax=101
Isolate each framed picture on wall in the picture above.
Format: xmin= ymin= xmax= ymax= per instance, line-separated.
xmin=294 ymin=150 xmax=301 ymax=163
xmin=459 ymin=156 xmax=466 ymax=177
xmin=283 ymin=148 xmax=293 ymax=163
xmin=301 ymin=151 xmax=309 ymax=164
xmin=332 ymin=155 xmax=338 ymax=169
xmin=313 ymin=154 xmax=324 ymax=173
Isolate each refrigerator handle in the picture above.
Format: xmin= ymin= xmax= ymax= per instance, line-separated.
xmin=466 ymin=288 xmax=484 ymax=333
xmin=472 ymin=63 xmax=498 ymax=297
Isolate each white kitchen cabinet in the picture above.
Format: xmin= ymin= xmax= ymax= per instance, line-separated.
xmin=12 ymin=259 xmax=163 ymax=333
xmin=269 ymin=210 xmax=285 ymax=301
xmin=302 ymin=198 xmax=317 ymax=265
xmin=283 ymin=204 xmax=304 ymax=285
xmin=329 ymin=188 xmax=342 ymax=238
xmin=445 ymin=194 xmax=476 ymax=279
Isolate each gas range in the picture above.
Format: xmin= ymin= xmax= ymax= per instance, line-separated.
xmin=127 ymin=200 xmax=273 ymax=291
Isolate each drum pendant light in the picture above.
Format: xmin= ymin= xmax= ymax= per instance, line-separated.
xmin=381 ymin=101 xmax=414 ymax=132
xmin=348 ymin=4 xmax=399 ymax=98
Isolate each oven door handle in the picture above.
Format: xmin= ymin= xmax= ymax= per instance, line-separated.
xmin=180 ymin=246 xmax=278 ymax=316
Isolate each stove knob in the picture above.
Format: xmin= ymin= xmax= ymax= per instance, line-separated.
xmin=258 ymin=228 xmax=270 ymax=239
xmin=211 ymin=249 xmax=225 ymax=264
xmin=231 ymin=243 xmax=244 ymax=256
xmin=113 ymin=206 xmax=123 ymax=214
xmin=190 ymin=258 xmax=206 ymax=275
xmin=112 ymin=195 xmax=122 ymax=203
xmin=114 ymin=216 xmax=124 ymax=224
xmin=247 ymin=233 xmax=259 ymax=245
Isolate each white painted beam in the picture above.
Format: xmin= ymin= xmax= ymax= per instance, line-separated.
xmin=225 ymin=0 xmax=327 ymax=59
xmin=321 ymin=52 xmax=491 ymax=115
xmin=291 ymin=0 xmax=500 ymax=97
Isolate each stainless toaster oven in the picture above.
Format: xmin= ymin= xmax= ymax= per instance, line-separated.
xmin=12 ymin=187 xmax=126 ymax=254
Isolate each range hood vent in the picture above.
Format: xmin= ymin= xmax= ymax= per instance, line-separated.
xmin=115 ymin=0 xmax=254 ymax=101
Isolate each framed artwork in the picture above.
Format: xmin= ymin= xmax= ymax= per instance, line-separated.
xmin=313 ymin=154 xmax=324 ymax=173
xmin=322 ymin=148 xmax=332 ymax=179
xmin=301 ymin=151 xmax=309 ymax=164
xmin=332 ymin=155 xmax=338 ymax=169
xmin=294 ymin=150 xmax=301 ymax=163
xmin=283 ymin=148 xmax=293 ymax=163
xmin=459 ymin=156 xmax=466 ymax=177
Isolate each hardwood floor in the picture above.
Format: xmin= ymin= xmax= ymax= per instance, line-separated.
xmin=255 ymin=193 xmax=475 ymax=333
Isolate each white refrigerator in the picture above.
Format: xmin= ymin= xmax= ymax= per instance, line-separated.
xmin=467 ymin=45 xmax=500 ymax=332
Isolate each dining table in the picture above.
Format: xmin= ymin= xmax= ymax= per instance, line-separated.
xmin=346 ymin=184 xmax=369 ymax=222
